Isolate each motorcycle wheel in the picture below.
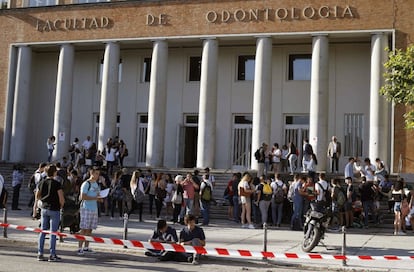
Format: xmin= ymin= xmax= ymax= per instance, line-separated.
xmin=301 ymin=222 xmax=321 ymax=252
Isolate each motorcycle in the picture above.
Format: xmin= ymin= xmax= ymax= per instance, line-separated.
xmin=301 ymin=201 xmax=332 ymax=252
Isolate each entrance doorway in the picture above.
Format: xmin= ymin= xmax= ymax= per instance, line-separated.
xmin=183 ymin=126 xmax=198 ymax=168
xmin=232 ymin=115 xmax=252 ymax=170
xmin=177 ymin=115 xmax=198 ymax=168
xmin=136 ymin=114 xmax=148 ymax=166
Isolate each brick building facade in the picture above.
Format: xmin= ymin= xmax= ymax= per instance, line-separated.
xmin=0 ymin=0 xmax=413 ymax=173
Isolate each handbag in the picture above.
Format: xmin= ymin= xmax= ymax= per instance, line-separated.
xmin=239 ymin=187 xmax=251 ymax=197
xmin=171 ymin=190 xmax=182 ymax=204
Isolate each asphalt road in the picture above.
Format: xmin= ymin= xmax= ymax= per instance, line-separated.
xmin=0 ymin=239 xmax=319 ymax=272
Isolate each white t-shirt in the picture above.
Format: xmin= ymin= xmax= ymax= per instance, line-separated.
xmin=272 ymin=149 xmax=282 ymax=163
xmin=270 ymin=179 xmax=287 ymax=194
xmin=82 ymin=140 xmax=92 ymax=150
xmin=316 ymin=180 xmax=330 ymax=201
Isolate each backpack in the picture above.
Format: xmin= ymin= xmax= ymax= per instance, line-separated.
xmin=335 ymin=187 xmax=346 ymax=206
xmin=274 ymin=183 xmax=285 ymax=204
xmin=171 ymin=189 xmax=183 ymax=204
xmin=28 ymin=174 xmax=36 ymax=193
xmin=110 ymin=182 xmax=124 ymax=201
xmin=201 ymin=182 xmax=212 ymax=202
xmin=254 ymin=149 xmax=261 ymax=161
xmin=318 ymin=182 xmax=332 ymax=207
xmin=262 ymin=182 xmax=273 ymax=201
xmin=305 ymin=143 xmax=313 ymax=155
xmin=134 ymin=186 xmax=145 ymax=204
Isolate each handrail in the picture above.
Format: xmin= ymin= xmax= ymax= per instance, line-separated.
xmin=224 ymin=150 xmax=251 ymax=173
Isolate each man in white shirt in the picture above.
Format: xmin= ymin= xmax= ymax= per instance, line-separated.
xmin=82 ymin=136 xmax=93 ymax=152
xmin=360 ymin=158 xmax=375 ymax=181
xmin=327 ymin=136 xmax=341 ymax=173
xmin=199 ymin=175 xmax=213 ymax=226
xmin=315 ymin=173 xmax=331 ymax=203
xmin=204 ymin=168 xmax=215 ymax=188
xmin=344 ymin=157 xmax=355 ymax=179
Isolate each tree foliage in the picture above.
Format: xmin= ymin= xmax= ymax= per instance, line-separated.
xmin=380 ymin=45 xmax=414 ymax=128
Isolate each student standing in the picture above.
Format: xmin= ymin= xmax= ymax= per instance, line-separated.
xmin=77 ymin=166 xmax=102 ymax=255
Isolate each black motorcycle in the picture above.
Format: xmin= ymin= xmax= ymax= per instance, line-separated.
xmin=301 ymin=201 xmax=334 ymax=252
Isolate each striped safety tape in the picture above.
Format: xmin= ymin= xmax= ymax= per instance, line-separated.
xmin=1 ymin=222 xmax=414 ymax=261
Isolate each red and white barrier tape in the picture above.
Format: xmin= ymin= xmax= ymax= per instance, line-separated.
xmin=1 ymin=222 xmax=414 ymax=261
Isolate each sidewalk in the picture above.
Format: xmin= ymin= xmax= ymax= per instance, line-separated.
xmin=1 ymin=207 xmax=412 ymax=271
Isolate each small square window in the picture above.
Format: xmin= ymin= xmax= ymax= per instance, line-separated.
xmin=143 ymin=57 xmax=152 ymax=82
xmin=189 ymin=56 xmax=202 ymax=82
xmin=288 ymin=54 xmax=311 ymax=80
xmin=237 ymin=55 xmax=255 ymax=81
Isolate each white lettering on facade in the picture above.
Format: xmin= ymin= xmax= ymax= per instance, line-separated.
xmin=204 ymin=5 xmax=355 ymax=24
xmin=146 ymin=13 xmax=168 ymax=25
xmin=36 ymin=16 xmax=111 ymax=32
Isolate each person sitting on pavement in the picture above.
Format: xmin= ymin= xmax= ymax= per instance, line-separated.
xmin=146 ymin=219 xmax=178 ymax=257
xmin=179 ymin=214 xmax=206 ymax=265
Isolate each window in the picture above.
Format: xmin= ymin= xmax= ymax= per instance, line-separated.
xmin=285 ymin=115 xmax=310 ymax=125
xmin=235 ymin=115 xmax=253 ymax=124
xmin=98 ymin=58 xmax=122 ymax=83
xmin=188 ymin=56 xmax=201 ymax=82
xmin=143 ymin=57 xmax=152 ymax=82
xmin=185 ymin=115 xmax=199 ymax=125
xmin=288 ymin=54 xmax=311 ymax=80
xmin=0 ymin=0 xmax=8 ymax=9
xmin=28 ymin=0 xmax=56 ymax=7
xmin=344 ymin=113 xmax=364 ymax=157
xmin=237 ymin=55 xmax=255 ymax=81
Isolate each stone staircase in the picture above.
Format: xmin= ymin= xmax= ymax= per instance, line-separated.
xmin=0 ymin=162 xmax=399 ymax=230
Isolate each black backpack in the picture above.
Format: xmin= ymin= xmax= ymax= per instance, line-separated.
xmin=319 ymin=182 xmax=332 ymax=207
xmin=254 ymin=149 xmax=261 ymax=161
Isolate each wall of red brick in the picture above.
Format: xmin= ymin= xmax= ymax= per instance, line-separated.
xmin=1 ymin=0 xmax=413 ymax=172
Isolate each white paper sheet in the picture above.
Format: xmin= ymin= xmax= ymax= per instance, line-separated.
xmin=98 ymin=188 xmax=110 ymax=198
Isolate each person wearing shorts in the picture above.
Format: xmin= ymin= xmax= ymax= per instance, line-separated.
xmin=78 ymin=166 xmax=102 ymax=255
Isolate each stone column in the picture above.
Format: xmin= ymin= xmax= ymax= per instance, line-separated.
xmin=2 ymin=46 xmax=18 ymax=161
xmin=369 ymin=33 xmax=389 ymax=162
xmin=309 ymin=35 xmax=329 ymax=171
xmin=251 ymin=36 xmax=272 ymax=171
xmin=9 ymin=46 xmax=32 ymax=162
xmin=197 ymin=38 xmax=219 ymax=169
xmin=146 ymin=40 xmax=168 ymax=167
xmin=52 ymin=44 xmax=75 ymax=161
xmin=98 ymin=42 xmax=120 ymax=151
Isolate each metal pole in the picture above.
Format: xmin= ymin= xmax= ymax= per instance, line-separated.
xmin=123 ymin=212 xmax=128 ymax=249
xmin=263 ymin=222 xmax=268 ymax=261
xmin=3 ymin=208 xmax=7 ymax=238
xmin=342 ymin=225 xmax=347 ymax=266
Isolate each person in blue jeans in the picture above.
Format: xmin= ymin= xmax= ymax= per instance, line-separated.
xmin=36 ymin=164 xmax=65 ymax=262
xmin=199 ymin=175 xmax=213 ymax=226
xmin=232 ymin=173 xmax=241 ymax=223
xmin=290 ymin=175 xmax=305 ymax=230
